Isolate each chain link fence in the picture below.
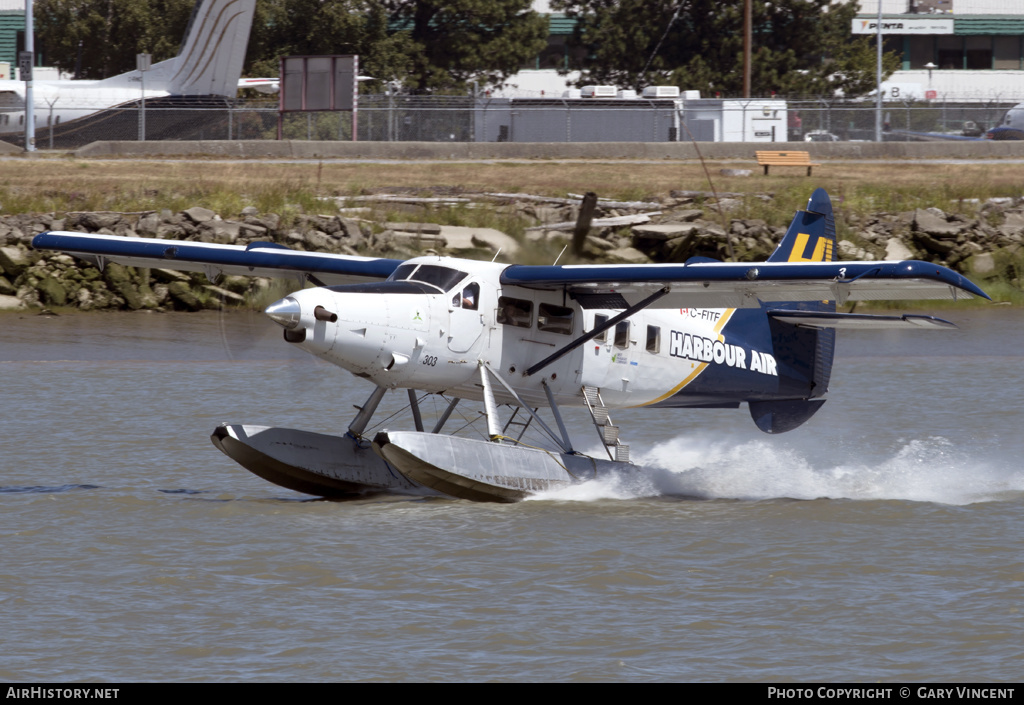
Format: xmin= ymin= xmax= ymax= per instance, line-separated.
xmin=2 ymin=94 xmax=1020 ymax=149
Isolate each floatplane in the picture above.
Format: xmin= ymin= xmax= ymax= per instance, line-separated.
xmin=33 ymin=189 xmax=988 ymax=502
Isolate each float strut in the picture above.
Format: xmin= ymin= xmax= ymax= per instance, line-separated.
xmin=407 ymin=389 xmax=424 ymax=432
xmin=431 ymin=397 xmax=461 ymax=434
xmin=348 ymin=385 xmax=387 ymax=437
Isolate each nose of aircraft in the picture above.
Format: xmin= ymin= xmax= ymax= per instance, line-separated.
xmin=265 ymin=296 xmax=301 ymax=329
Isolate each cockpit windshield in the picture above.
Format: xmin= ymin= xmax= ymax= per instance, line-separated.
xmin=387 ymin=263 xmax=467 ymax=292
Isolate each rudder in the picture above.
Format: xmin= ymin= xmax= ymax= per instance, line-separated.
xmin=752 ymin=188 xmax=838 ymax=433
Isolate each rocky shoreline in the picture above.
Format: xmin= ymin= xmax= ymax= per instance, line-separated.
xmin=1 ymin=191 xmax=1019 ymax=312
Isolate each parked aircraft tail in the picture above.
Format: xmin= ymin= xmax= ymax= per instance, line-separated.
xmin=95 ymin=0 xmax=255 ymax=97
xmin=753 ymin=188 xmax=838 ymax=433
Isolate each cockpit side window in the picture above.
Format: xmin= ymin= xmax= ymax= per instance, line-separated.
xmin=461 ymin=283 xmax=479 ymax=311
xmin=389 ymin=263 xmax=418 ymax=282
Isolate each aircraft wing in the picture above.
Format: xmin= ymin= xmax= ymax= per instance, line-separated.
xmin=237 ymin=78 xmax=279 ymax=94
xmin=500 ymin=259 xmax=989 ymax=309
xmin=32 ymin=232 xmax=402 ymax=285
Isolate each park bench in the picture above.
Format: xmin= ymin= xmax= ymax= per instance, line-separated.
xmin=755 ymin=150 xmax=820 ymax=176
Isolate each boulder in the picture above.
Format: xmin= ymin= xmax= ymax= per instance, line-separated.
xmin=198 ymin=220 xmax=241 ymax=244
xmin=103 ymin=262 xmax=143 ymax=310
xmin=183 ymin=206 xmax=217 ymax=224
xmin=36 ymin=276 xmax=67 ymax=307
xmin=438 ymin=226 xmax=519 ymax=254
xmin=885 ymin=237 xmax=916 ymax=261
xmin=0 ymin=294 xmax=25 ymax=310
xmin=0 ymin=246 xmax=31 ymax=277
xmin=967 ymin=252 xmax=996 ymax=275
xmin=76 ymin=212 xmax=122 ymax=231
xmin=606 ymin=247 xmax=651 ymax=264
xmin=167 ymin=281 xmax=202 ymax=311
xmin=631 ymin=222 xmax=700 ymax=241
xmin=913 ymin=208 xmax=962 ymax=238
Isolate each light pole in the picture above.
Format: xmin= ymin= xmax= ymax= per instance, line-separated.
xmin=22 ymin=0 xmax=35 ymax=152
xmin=137 ymin=53 xmax=151 ymax=141
xmin=875 ymin=0 xmax=883 ymax=142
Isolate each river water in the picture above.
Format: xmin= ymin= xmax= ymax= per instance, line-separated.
xmin=2 ymin=307 xmax=1023 ymax=682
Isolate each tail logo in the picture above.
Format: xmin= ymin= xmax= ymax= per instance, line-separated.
xmin=787 ymin=233 xmax=832 ymax=263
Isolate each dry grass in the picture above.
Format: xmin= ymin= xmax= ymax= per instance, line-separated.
xmin=2 ymin=157 xmax=1024 ymax=219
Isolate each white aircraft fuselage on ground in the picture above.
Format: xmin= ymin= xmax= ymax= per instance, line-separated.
xmin=0 ymin=0 xmax=255 ymax=136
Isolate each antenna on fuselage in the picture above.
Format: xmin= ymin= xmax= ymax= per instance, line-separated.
xmin=552 ymin=244 xmax=568 ymax=266
xmin=491 ymin=247 xmax=502 ymax=262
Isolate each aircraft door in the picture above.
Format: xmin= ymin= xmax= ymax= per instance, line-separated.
xmin=580 ymin=315 xmax=639 ymax=393
xmin=448 ymin=281 xmax=485 ymax=353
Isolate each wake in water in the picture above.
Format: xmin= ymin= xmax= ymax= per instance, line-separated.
xmin=531 ymin=435 xmax=1024 ymax=505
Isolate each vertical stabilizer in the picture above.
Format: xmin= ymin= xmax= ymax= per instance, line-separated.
xmin=168 ymin=0 xmax=255 ymax=96
xmin=766 ymin=187 xmax=836 ymax=267
xmin=750 ymin=188 xmax=838 ymax=433
xmin=92 ymin=0 xmax=255 ymax=95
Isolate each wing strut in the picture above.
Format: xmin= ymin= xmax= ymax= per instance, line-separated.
xmin=524 ymin=286 xmax=670 ymax=377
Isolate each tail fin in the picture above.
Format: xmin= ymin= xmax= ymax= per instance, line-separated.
xmin=751 ymin=188 xmax=838 ymax=433
xmin=766 ymin=187 xmax=836 ymax=268
xmin=96 ymin=0 xmax=255 ymax=96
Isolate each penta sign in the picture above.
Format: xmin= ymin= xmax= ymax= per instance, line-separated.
xmin=851 ymin=18 xmax=954 ymax=35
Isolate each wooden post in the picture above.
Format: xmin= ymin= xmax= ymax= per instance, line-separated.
xmin=572 ymin=191 xmax=598 ymax=257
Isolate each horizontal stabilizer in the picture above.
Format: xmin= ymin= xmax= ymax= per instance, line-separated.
xmin=768 ymin=311 xmax=958 ymax=330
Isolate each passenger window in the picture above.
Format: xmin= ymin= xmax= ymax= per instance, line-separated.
xmin=497 ymin=296 xmax=532 ymax=328
xmin=646 ymin=325 xmax=660 ymax=354
xmin=593 ymin=313 xmax=609 ymax=342
xmin=537 ymin=303 xmax=573 ymax=335
xmin=614 ymin=321 xmax=630 ymax=349
xmin=462 ymin=283 xmax=479 ymax=311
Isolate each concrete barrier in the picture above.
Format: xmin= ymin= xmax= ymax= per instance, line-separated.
xmin=64 ymin=139 xmax=1024 ymax=160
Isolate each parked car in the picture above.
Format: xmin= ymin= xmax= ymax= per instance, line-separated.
xmin=804 ymin=130 xmax=840 ymax=142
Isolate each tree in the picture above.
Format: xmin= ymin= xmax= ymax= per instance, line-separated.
xmin=35 ymin=0 xmax=195 ymax=79
xmin=35 ymin=0 xmax=549 ymax=93
xmin=383 ymin=0 xmax=548 ymax=92
xmin=551 ymin=0 xmax=900 ymax=97
xmin=245 ymin=0 xmax=414 ymax=88
xmin=35 ymin=0 xmax=413 ymax=87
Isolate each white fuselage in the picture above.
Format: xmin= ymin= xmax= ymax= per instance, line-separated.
xmin=0 ymin=80 xmax=170 ymax=135
xmin=275 ymin=256 xmax=783 ymax=410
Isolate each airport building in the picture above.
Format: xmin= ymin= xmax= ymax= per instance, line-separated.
xmin=0 ymin=0 xmax=23 ymax=78
xmin=855 ymin=0 xmax=1024 ymax=101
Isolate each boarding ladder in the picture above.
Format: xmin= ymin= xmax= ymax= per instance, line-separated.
xmin=582 ymin=386 xmax=629 ymax=463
